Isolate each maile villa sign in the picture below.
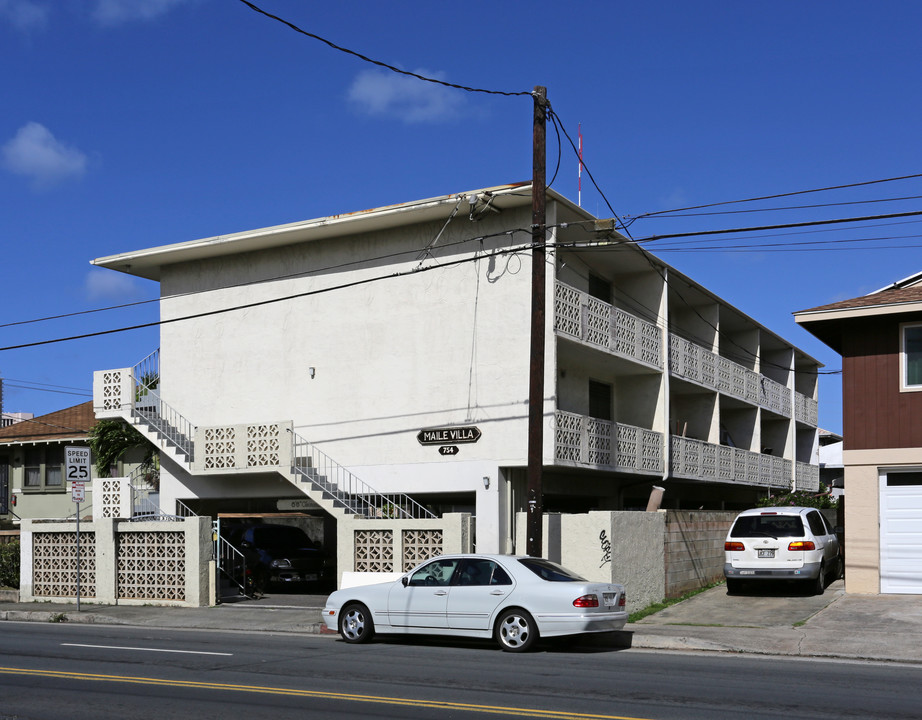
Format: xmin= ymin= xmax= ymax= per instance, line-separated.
xmin=417 ymin=426 xmax=482 ymax=446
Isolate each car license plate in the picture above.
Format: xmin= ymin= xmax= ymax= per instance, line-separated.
xmin=758 ymin=549 xmax=775 ymax=558
xmin=602 ymin=592 xmax=617 ymax=607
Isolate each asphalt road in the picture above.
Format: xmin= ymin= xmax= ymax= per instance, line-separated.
xmin=1 ymin=619 xmax=921 ymax=720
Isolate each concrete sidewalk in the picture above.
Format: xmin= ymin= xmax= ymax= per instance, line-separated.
xmin=1 ymin=585 xmax=920 ymax=664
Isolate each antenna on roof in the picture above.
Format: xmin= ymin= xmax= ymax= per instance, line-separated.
xmin=578 ymin=122 xmax=583 ymax=207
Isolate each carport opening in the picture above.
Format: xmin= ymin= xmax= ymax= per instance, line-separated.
xmin=216 ymin=512 xmax=337 ymax=599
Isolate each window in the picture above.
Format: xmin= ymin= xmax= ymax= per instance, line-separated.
xmin=901 ymin=323 xmax=922 ymax=390
xmin=730 ymin=514 xmax=805 ymax=539
xmin=22 ymin=445 xmax=69 ymax=491
xmin=589 ymin=380 xmax=612 ymax=421
xmin=887 ymin=472 xmax=922 ymax=487
xmin=408 ymin=558 xmax=460 ymax=587
xmin=806 ymin=510 xmax=827 ymax=536
xmin=24 ymin=448 xmax=41 ymax=488
xmin=455 ymin=559 xmax=512 ymax=586
xmin=588 ymin=273 xmax=611 ymax=304
xmin=0 ymin=458 xmax=8 ymax=515
xmin=517 ymin=558 xmax=587 ymax=582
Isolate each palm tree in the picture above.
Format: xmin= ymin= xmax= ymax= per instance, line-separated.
xmin=88 ymin=419 xmax=158 ymax=484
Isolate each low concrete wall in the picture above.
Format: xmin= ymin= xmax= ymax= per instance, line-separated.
xmin=19 ymin=517 xmax=213 ymax=607
xmin=335 ymin=512 xmax=473 ymax=587
xmin=516 ymin=511 xmax=666 ymax=613
xmin=664 ymin=510 xmax=735 ymax=597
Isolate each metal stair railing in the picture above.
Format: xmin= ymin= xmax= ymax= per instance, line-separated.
xmin=131 ymin=350 xmax=195 ymax=462
xmin=291 ymin=430 xmax=435 ymax=519
xmin=215 ymin=532 xmax=249 ymax=597
xmin=127 ymin=463 xmax=160 ymax=518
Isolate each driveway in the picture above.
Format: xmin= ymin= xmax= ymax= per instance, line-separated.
xmin=634 ymin=579 xmax=846 ymax=628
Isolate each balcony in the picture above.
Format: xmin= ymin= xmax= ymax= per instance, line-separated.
xmin=554 ymin=282 xmax=663 ymax=369
xmin=670 ymin=435 xmax=792 ymax=489
xmin=555 ymin=411 xmax=663 ymax=475
xmin=795 ymin=460 xmax=820 ymax=492
xmin=794 ymin=393 xmax=819 ymax=426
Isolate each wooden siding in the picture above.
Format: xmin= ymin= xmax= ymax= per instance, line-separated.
xmin=842 ymin=314 xmax=922 ymax=449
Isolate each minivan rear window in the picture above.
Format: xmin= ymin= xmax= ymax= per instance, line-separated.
xmin=730 ymin=514 xmax=805 ymax=539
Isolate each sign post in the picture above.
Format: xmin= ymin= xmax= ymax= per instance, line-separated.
xmin=66 ymin=446 xmax=90 ymax=612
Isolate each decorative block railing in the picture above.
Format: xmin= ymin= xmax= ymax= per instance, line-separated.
xmin=193 ymin=422 xmax=291 ymax=473
xmin=795 ymin=461 xmax=821 ymax=492
xmin=670 ymin=335 xmax=762 ymax=406
xmin=759 ymin=375 xmax=792 ymax=417
xmin=554 ymin=282 xmax=663 ymax=369
xmin=670 ymin=436 xmax=794 ymax=489
xmin=554 ymin=411 xmax=663 ymax=474
xmin=794 ymin=393 xmax=819 ymax=427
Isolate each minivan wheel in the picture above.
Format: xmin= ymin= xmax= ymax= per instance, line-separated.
xmin=811 ymin=564 xmax=825 ymax=596
xmin=726 ymin=578 xmax=742 ymax=595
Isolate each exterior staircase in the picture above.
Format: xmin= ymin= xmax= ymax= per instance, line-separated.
xmin=96 ymin=349 xmax=435 ymax=522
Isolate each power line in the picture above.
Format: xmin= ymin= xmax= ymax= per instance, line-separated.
xmin=236 ymin=0 xmax=531 ymax=98
xmin=4 ymin=214 xmax=514 ymax=331
xmin=3 ymin=383 xmax=91 ymax=398
xmin=628 ymin=210 xmax=922 ymax=245
xmin=624 ymin=172 xmax=922 ymax=223
xmin=547 ymin=108 xmax=632 ymax=239
xmin=0 ymin=232 xmax=533 ymax=353
xmin=634 ymin=194 xmax=922 ymax=220
xmin=0 ymin=298 xmax=159 ymax=330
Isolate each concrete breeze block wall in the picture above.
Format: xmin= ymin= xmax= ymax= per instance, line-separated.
xmin=663 ymin=510 xmax=736 ymax=597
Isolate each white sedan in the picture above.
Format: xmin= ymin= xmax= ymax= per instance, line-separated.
xmin=322 ymin=553 xmax=628 ymax=652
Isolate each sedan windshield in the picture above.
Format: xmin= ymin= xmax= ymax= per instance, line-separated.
xmin=517 ymin=558 xmax=587 ymax=582
xmin=730 ymin=515 xmax=805 ymax=539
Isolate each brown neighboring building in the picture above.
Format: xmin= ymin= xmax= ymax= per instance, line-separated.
xmin=795 ymin=274 xmax=922 ymax=594
xmin=0 ymin=401 xmax=96 ymax=523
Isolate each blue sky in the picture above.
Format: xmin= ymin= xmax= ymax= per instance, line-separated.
xmin=3 ymin=0 xmax=922 ymax=435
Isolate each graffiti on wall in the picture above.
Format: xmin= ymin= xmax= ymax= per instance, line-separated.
xmin=599 ymin=529 xmax=611 ymax=568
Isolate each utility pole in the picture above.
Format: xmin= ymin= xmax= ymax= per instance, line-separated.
xmin=526 ymin=86 xmax=547 ymax=558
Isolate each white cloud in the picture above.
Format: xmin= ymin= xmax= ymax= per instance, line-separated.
xmin=92 ymin=0 xmax=189 ymax=25
xmin=348 ymin=68 xmax=465 ymax=124
xmin=0 ymin=0 xmax=49 ymax=31
xmin=1 ymin=122 xmax=88 ymax=190
xmin=85 ymin=270 xmax=144 ymax=301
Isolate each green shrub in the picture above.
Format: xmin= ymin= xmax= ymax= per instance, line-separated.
xmin=756 ymin=484 xmax=837 ymax=509
xmin=0 ymin=540 xmax=20 ymax=589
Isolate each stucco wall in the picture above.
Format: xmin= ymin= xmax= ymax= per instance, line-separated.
xmin=841 ymin=446 xmax=922 ymax=594
xmin=515 ymin=511 xmax=666 ymax=613
xmin=157 ymin=206 xmax=540 ymax=475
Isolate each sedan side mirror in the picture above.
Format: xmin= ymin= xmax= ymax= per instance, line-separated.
xmin=401 ymin=577 xmax=409 ymax=587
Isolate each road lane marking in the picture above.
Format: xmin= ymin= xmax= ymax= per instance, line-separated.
xmin=0 ymin=666 xmax=656 ymax=720
xmin=61 ymin=643 xmax=233 ymax=656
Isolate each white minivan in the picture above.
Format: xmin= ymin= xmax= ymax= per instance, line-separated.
xmin=723 ymin=506 xmax=841 ymax=595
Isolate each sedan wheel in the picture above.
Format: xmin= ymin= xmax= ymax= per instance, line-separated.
xmin=339 ymin=603 xmax=374 ymax=644
xmin=495 ymin=609 xmax=537 ymax=652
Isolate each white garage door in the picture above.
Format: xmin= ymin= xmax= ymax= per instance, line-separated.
xmin=880 ymin=472 xmax=922 ymax=594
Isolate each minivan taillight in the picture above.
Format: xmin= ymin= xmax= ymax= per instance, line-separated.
xmin=725 ymin=541 xmax=745 ymax=551
xmin=788 ymin=540 xmax=816 ymax=551
xmin=573 ymin=594 xmax=600 ymax=608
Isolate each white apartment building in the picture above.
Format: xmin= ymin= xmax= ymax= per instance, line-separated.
xmin=92 ymin=183 xmax=820 ymax=555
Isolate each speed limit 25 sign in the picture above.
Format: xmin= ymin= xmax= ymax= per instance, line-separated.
xmin=65 ymin=445 xmax=91 ymax=483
